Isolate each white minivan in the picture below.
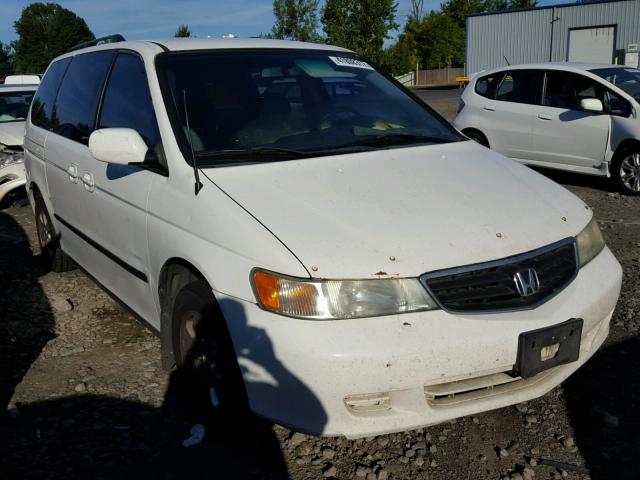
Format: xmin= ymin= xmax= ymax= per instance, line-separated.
xmin=25 ymin=38 xmax=622 ymax=438
xmin=454 ymin=63 xmax=640 ymax=195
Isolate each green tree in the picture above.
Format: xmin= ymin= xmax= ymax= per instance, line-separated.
xmin=483 ymin=0 xmax=508 ymax=11
xmin=272 ymin=0 xmax=321 ymax=42
xmin=174 ymin=24 xmax=191 ymax=37
xmin=508 ymin=0 xmax=537 ymax=8
xmin=12 ymin=3 xmax=94 ymax=74
xmin=440 ymin=0 xmax=484 ymax=28
xmin=0 ymin=42 xmax=14 ymax=76
xmin=322 ymin=0 xmax=399 ymax=63
xmin=414 ymin=11 xmax=464 ymax=68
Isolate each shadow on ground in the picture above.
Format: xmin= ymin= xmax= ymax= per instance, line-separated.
xmin=564 ymin=337 xmax=640 ymax=479
xmin=0 ymin=210 xmax=326 ymax=479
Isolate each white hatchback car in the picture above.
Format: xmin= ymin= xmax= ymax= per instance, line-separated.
xmin=0 ymin=84 xmax=37 ymax=204
xmin=453 ymin=63 xmax=640 ymax=195
xmin=25 ymin=38 xmax=621 ymax=438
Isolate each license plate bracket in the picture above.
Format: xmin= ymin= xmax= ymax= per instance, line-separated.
xmin=514 ymin=318 xmax=583 ymax=379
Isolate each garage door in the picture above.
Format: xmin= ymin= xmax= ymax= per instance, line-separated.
xmin=567 ymin=26 xmax=615 ymax=64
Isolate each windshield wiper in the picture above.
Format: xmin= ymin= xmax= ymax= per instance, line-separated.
xmin=195 ymin=147 xmax=309 ymax=163
xmin=322 ymin=133 xmax=457 ymax=151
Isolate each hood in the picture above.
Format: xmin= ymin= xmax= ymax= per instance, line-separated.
xmin=0 ymin=121 xmax=26 ymax=147
xmin=207 ymin=141 xmax=591 ymax=278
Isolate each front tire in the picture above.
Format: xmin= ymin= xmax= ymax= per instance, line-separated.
xmin=172 ymin=280 xmax=248 ymax=423
xmin=612 ymin=149 xmax=640 ymax=196
xmin=33 ymin=192 xmax=76 ymax=272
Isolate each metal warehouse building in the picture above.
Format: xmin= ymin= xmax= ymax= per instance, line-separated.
xmin=466 ymin=0 xmax=640 ymax=74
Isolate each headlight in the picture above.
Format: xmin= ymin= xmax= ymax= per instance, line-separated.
xmin=252 ymin=269 xmax=438 ymax=320
xmin=0 ymin=150 xmax=24 ymax=169
xmin=576 ymin=217 xmax=605 ymax=267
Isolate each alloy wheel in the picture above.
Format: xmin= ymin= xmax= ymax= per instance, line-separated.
xmin=620 ymin=152 xmax=640 ymax=193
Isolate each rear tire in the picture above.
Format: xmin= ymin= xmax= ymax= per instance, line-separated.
xmin=464 ymin=129 xmax=489 ymax=148
xmin=33 ymin=192 xmax=76 ymax=272
xmin=172 ymin=280 xmax=248 ymax=424
xmin=612 ymin=148 xmax=640 ymax=196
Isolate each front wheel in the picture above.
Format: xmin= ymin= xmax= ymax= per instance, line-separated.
xmin=172 ymin=280 xmax=248 ymax=422
xmin=612 ymin=150 xmax=640 ymax=196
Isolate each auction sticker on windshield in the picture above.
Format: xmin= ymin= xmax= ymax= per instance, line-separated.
xmin=329 ymin=56 xmax=373 ymax=70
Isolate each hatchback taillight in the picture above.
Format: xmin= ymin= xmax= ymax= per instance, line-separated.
xmin=457 ymin=98 xmax=466 ymax=114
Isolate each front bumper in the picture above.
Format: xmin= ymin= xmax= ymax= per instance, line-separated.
xmin=217 ymin=247 xmax=622 ymax=438
xmin=0 ymin=162 xmax=26 ymax=203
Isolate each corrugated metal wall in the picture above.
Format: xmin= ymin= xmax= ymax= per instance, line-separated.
xmin=466 ymin=0 xmax=640 ymax=74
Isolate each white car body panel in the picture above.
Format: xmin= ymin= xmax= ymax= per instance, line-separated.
xmin=0 ymin=85 xmax=38 ymax=202
xmin=209 ymin=141 xmax=591 ymax=279
xmin=23 ymin=41 xmax=623 ymax=438
xmin=0 ymin=121 xmax=27 ymax=147
xmin=453 ymin=62 xmax=640 ymax=177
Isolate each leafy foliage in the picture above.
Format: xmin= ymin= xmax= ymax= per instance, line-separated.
xmin=414 ymin=12 xmax=465 ymax=69
xmin=272 ymin=0 xmax=321 ymax=42
xmin=12 ymin=3 xmax=94 ymax=74
xmin=321 ymin=0 xmax=399 ymax=63
xmin=175 ymin=24 xmax=191 ymax=38
xmin=0 ymin=42 xmax=14 ymax=76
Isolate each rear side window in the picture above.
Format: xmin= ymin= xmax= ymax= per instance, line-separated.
xmin=98 ymin=53 xmax=160 ymax=148
xmin=30 ymin=58 xmax=71 ymax=129
xmin=53 ymin=51 xmax=115 ymax=144
xmin=494 ymin=70 xmax=541 ymax=104
xmin=475 ymin=73 xmax=500 ymax=99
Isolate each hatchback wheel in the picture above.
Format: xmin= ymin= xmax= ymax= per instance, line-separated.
xmin=34 ymin=192 xmax=76 ymax=272
xmin=613 ymin=150 xmax=640 ymax=196
xmin=172 ymin=280 xmax=248 ymax=423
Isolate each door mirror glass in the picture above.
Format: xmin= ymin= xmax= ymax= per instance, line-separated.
xmin=88 ymin=128 xmax=149 ymax=165
xmin=580 ymin=98 xmax=604 ymax=113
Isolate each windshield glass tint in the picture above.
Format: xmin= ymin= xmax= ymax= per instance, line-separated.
xmin=590 ymin=67 xmax=640 ymax=102
xmin=0 ymin=91 xmax=34 ymax=123
xmin=157 ymin=51 xmax=460 ymax=164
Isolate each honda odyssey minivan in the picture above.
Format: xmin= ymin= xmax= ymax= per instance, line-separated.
xmin=24 ymin=38 xmax=622 ymax=438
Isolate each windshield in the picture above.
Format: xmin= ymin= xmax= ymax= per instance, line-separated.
xmin=0 ymin=90 xmax=34 ymax=123
xmin=590 ymin=67 xmax=640 ymax=103
xmin=156 ymin=51 xmax=462 ymax=165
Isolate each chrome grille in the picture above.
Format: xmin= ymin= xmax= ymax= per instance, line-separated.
xmin=420 ymin=239 xmax=578 ymax=312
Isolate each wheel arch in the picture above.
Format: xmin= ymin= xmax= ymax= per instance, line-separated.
xmin=612 ymin=138 xmax=640 ymax=162
xmin=461 ymin=128 xmax=490 ymax=148
xmin=158 ymin=258 xmax=208 ymax=370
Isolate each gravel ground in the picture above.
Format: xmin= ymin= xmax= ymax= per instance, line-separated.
xmin=1 ymin=94 xmax=638 ymax=479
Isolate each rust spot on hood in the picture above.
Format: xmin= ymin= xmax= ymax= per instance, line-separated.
xmin=374 ymin=271 xmax=388 ymax=276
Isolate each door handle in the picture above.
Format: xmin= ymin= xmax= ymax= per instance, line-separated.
xmin=67 ymin=164 xmax=79 ymax=183
xmin=537 ymin=113 xmax=552 ymax=120
xmin=81 ymin=172 xmax=95 ymax=192
xmin=483 ymin=106 xmax=495 ymax=111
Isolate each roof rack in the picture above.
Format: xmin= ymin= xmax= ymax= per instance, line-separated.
xmin=68 ymin=34 xmax=126 ymax=52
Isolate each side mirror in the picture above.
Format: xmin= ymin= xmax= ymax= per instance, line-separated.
xmin=580 ymin=98 xmax=604 ymax=113
xmin=88 ymin=128 xmax=148 ymax=165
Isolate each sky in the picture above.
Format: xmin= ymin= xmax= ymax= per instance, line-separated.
xmin=0 ymin=0 xmax=565 ymax=44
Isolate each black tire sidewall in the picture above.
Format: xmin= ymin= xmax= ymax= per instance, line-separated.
xmin=171 ymin=280 xmax=248 ymax=421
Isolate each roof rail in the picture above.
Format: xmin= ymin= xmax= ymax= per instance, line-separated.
xmin=68 ymin=34 xmax=126 ymax=52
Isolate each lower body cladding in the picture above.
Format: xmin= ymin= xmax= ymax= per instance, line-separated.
xmin=216 ymin=247 xmax=622 ymax=439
